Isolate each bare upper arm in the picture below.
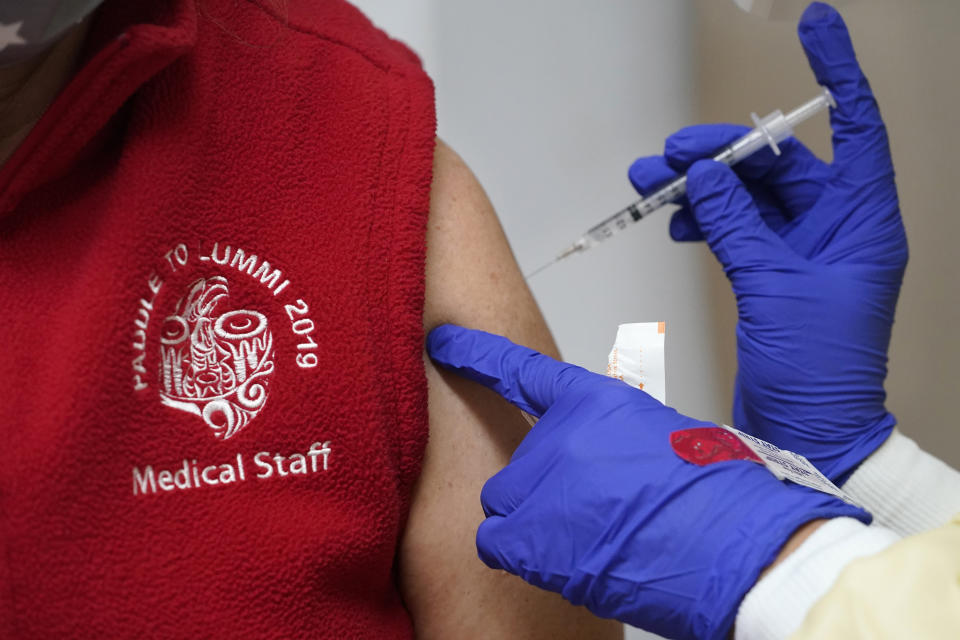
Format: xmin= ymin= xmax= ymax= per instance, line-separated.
xmin=398 ymin=139 xmax=622 ymax=639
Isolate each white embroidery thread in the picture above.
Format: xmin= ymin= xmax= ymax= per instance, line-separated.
xmin=158 ymin=276 xmax=275 ymax=440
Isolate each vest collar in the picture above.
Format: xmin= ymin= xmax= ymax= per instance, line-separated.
xmin=0 ymin=0 xmax=197 ymax=215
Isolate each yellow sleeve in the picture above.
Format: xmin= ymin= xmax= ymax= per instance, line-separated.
xmin=791 ymin=514 xmax=960 ymax=639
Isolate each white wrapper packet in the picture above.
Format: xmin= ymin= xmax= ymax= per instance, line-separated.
xmin=520 ymin=322 xmax=666 ymax=427
xmin=606 ymin=322 xmax=666 ymax=404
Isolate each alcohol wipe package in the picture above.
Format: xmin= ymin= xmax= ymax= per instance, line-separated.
xmin=606 ymin=322 xmax=666 ymax=404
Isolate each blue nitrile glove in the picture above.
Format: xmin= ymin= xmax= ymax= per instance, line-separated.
xmin=427 ymin=324 xmax=870 ymax=640
xmin=628 ymin=3 xmax=906 ymax=482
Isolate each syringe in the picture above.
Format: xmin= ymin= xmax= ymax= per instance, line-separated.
xmin=526 ymin=88 xmax=836 ymax=279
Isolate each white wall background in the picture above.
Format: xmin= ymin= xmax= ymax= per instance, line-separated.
xmin=351 ymin=2 xmax=706 ymax=638
xmin=350 ymin=0 xmax=724 ymax=415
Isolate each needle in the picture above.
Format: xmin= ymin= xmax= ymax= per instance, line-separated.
xmin=524 ymin=241 xmax=587 ymax=279
xmin=524 ymin=257 xmax=558 ymax=279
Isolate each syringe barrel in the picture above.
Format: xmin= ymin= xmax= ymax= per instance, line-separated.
xmin=584 ymin=174 xmax=687 ymax=243
xmin=717 ymin=129 xmax=767 ymax=165
xmin=785 ymin=87 xmax=835 ymax=128
xmin=725 ymin=88 xmax=833 ymax=164
xmin=562 ymin=87 xmax=834 ymax=264
xmin=729 ymin=110 xmax=792 ymax=163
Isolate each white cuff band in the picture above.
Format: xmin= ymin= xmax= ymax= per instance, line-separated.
xmin=734 ymin=517 xmax=900 ymax=640
xmin=843 ymin=429 xmax=960 ymax=536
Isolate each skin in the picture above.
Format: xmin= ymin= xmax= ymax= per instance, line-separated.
xmin=0 ymin=21 xmax=89 ymax=165
xmin=408 ymin=139 xmax=621 ymax=638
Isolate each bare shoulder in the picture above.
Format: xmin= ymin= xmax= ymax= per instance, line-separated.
xmin=421 ymin=139 xmax=558 ymax=351
xmin=398 ymin=139 xmax=622 ymax=639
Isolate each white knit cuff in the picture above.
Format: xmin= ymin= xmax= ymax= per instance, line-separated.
xmin=842 ymin=429 xmax=960 ymax=536
xmin=734 ymin=517 xmax=900 ymax=640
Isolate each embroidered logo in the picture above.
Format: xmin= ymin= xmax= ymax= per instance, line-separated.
xmin=131 ymin=242 xmax=320 ymax=441
xmin=158 ymin=277 xmax=275 ymax=440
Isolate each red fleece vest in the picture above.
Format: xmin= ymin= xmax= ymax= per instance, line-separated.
xmin=0 ymin=1 xmax=434 ymax=637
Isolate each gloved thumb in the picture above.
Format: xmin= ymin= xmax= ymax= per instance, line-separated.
xmin=686 ymin=160 xmax=787 ymax=277
xmin=477 ymin=513 xmax=567 ymax=594
xmin=476 ymin=514 xmax=515 ymax=572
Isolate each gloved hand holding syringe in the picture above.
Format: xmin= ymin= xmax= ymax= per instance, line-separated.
xmin=526 ymin=87 xmax=836 ymax=279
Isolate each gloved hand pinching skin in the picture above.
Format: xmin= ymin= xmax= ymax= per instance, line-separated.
xmin=629 ymin=3 xmax=906 ymax=482
xmin=426 ymin=324 xmax=869 ymax=640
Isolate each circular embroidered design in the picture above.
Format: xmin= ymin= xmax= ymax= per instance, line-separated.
xmin=157 ymin=276 xmax=275 ymax=440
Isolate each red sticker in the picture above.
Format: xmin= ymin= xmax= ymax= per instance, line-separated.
xmin=670 ymin=427 xmax=763 ymax=466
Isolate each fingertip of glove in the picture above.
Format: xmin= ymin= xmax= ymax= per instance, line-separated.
xmin=479 ymin=475 xmax=504 ymax=518
xmin=426 ymin=323 xmax=467 ymax=363
xmin=425 ymin=323 xmax=452 ymax=348
xmin=669 ymin=209 xmax=704 ymax=242
xmin=628 ymin=155 xmax=675 ymax=194
xmin=476 ymin=517 xmax=510 ymax=570
xmin=797 ymin=2 xmax=856 ymax=70
xmin=799 ymin=2 xmax=839 ymax=27
xmin=626 ymin=156 xmax=649 ymax=191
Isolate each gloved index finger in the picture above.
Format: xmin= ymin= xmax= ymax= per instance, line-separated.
xmin=660 ymin=123 xmax=829 ymax=239
xmin=630 ymin=126 xmax=747 ymax=199
xmin=665 ymin=125 xmax=827 ymax=186
xmin=798 ymin=3 xmax=893 ymax=182
xmin=426 ymin=324 xmax=585 ymax=418
xmin=628 ymin=155 xmax=678 ymax=197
